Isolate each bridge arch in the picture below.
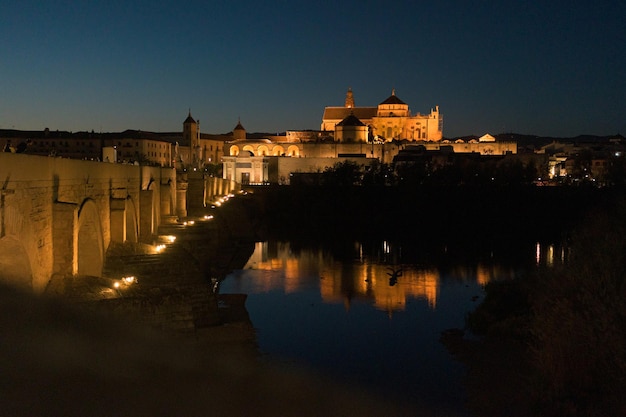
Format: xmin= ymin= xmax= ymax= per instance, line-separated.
xmin=77 ymin=199 xmax=104 ymax=277
xmin=0 ymin=236 xmax=33 ymax=290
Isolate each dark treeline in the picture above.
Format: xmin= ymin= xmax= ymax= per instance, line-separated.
xmin=248 ymin=157 xmax=626 ymax=251
xmin=293 ymin=158 xmax=543 ymax=188
xmin=247 ymin=184 xmax=617 ymax=250
xmin=294 ymin=152 xmax=626 ymax=188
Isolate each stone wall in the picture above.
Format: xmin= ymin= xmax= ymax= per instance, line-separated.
xmin=0 ymin=153 xmax=176 ymax=293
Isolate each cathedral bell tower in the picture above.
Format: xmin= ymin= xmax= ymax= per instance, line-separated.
xmin=345 ymin=87 xmax=355 ymax=108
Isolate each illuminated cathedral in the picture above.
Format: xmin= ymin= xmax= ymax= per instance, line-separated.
xmin=321 ymin=88 xmax=443 ymax=141
xmin=221 ymin=88 xmax=515 ymax=185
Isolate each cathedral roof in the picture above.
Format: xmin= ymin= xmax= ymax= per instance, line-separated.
xmin=234 ymin=121 xmax=245 ymax=131
xmin=323 ymin=107 xmax=377 ymax=121
xmin=380 ymin=89 xmax=406 ymax=105
xmin=337 ymin=113 xmax=366 ymax=127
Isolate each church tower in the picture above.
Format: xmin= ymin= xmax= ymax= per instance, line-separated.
xmin=232 ymin=119 xmax=246 ymax=141
xmin=183 ymin=110 xmax=198 ymax=148
xmin=345 ymin=87 xmax=355 ymax=108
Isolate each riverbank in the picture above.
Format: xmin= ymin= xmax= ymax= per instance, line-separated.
xmin=2 ymin=280 xmax=430 ymax=417
xmin=441 ymin=331 xmax=535 ymax=417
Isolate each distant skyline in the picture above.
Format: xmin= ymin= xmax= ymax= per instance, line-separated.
xmin=1 ymin=0 xmax=624 ymax=138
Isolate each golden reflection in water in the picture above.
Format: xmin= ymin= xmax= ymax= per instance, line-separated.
xmin=535 ymin=242 xmax=568 ymax=266
xmin=369 ymin=266 xmax=439 ymax=312
xmin=242 ymin=242 xmax=522 ymax=312
xmin=450 ymin=264 xmax=515 ymax=287
xmin=476 ymin=264 xmax=501 ymax=286
xmin=243 ymin=242 xmax=441 ymax=312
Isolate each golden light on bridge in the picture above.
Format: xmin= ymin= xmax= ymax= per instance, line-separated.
xmin=212 ymin=193 xmax=236 ymax=208
xmin=113 ymin=275 xmax=137 ymax=292
xmin=153 ymin=235 xmax=176 ymax=254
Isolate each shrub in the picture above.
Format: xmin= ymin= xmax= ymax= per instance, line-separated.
xmin=530 ymin=202 xmax=626 ymax=416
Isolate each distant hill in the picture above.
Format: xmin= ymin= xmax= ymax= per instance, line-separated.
xmin=2 ymin=128 xmax=623 ymax=148
xmin=445 ymin=133 xmax=625 ymax=149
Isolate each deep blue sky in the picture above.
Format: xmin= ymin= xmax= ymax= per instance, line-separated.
xmin=1 ymin=0 xmax=624 ymax=138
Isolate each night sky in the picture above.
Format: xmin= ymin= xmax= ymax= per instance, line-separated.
xmin=2 ymin=0 xmax=624 ymax=138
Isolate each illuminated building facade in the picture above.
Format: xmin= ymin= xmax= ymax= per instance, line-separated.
xmin=222 ymin=120 xmax=382 ymax=184
xmin=409 ymin=133 xmax=517 ymax=155
xmin=178 ymin=112 xmax=229 ymax=168
xmin=321 ymin=88 xmax=443 ymax=141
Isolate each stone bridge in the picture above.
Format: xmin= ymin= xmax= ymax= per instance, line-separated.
xmin=0 ymin=153 xmax=237 ymax=294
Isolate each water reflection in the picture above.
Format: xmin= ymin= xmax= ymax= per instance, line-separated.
xmin=220 ymin=239 xmax=554 ymax=414
xmin=238 ymin=241 xmax=522 ymax=314
xmin=535 ymin=241 xmax=569 ymax=266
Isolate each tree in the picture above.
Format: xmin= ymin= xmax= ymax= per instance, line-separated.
xmin=322 ymin=160 xmax=363 ymax=186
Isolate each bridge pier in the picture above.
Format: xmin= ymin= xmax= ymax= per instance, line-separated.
xmin=110 ymin=198 xmax=126 ymax=243
xmin=140 ymin=190 xmax=154 ymax=242
xmin=160 ymin=179 xmax=175 ymax=218
xmin=176 ymin=181 xmax=188 ymax=219
xmin=52 ymin=202 xmax=79 ymax=278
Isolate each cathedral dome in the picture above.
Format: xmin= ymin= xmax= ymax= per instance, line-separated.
xmin=232 ymin=119 xmax=246 ymax=141
xmin=380 ymin=89 xmax=406 ymax=105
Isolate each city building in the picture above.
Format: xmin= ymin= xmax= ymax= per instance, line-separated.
xmin=222 ymin=90 xmax=523 ymax=185
xmin=179 ymin=111 xmax=230 ymax=169
xmin=0 ymin=128 xmax=177 ymax=167
xmin=0 ymin=112 xmax=230 ymax=170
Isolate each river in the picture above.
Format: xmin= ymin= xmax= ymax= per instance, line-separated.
xmin=218 ymin=239 xmax=560 ymax=415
